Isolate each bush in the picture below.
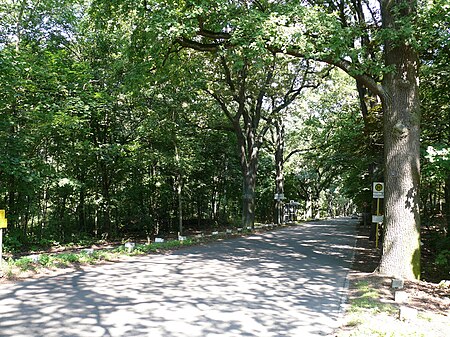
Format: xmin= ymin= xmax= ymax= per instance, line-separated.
xmin=433 ymin=235 xmax=450 ymax=274
xmin=435 ymin=250 xmax=450 ymax=266
xmin=57 ymin=253 xmax=80 ymax=263
xmin=38 ymin=254 xmax=53 ymax=267
xmin=38 ymin=238 xmax=59 ymax=248
xmin=3 ymin=235 xmax=23 ymax=253
xmin=435 ymin=236 xmax=450 ymax=252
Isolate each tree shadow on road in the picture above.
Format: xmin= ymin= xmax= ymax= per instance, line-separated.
xmin=0 ymin=219 xmax=358 ymax=337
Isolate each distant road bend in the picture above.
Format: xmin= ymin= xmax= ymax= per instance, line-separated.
xmin=0 ymin=218 xmax=357 ymax=337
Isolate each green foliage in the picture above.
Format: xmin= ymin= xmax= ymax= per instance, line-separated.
xmin=13 ymin=257 xmax=35 ymax=271
xmin=284 ymin=69 xmax=368 ymax=215
xmin=2 ymin=235 xmax=23 ymax=253
xmin=57 ymin=253 xmax=80 ymax=264
xmin=434 ymin=236 xmax=450 ymax=269
xmin=0 ymin=0 xmax=245 ymax=243
xmin=0 ymin=0 xmax=446 ymax=283
xmin=419 ymin=1 xmax=450 ymax=233
xmin=38 ymin=254 xmax=52 ymax=267
xmin=435 ymin=250 xmax=450 ymax=266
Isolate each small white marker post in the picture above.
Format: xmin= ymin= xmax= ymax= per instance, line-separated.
xmin=0 ymin=210 xmax=7 ymax=269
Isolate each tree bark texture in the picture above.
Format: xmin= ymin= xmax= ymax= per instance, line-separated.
xmin=241 ymin=152 xmax=257 ymax=230
xmin=274 ymin=118 xmax=285 ymax=224
xmin=444 ymin=174 xmax=450 ymax=236
xmin=378 ymin=0 xmax=421 ymax=280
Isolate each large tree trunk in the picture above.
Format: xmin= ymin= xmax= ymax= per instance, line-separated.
xmin=378 ymin=0 xmax=421 ymax=280
xmin=242 ymin=160 xmax=257 ymax=229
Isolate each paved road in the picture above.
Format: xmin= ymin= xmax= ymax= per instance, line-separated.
xmin=0 ymin=218 xmax=357 ymax=337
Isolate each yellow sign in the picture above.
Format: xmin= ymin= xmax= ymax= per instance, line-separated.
xmin=373 ymin=182 xmax=385 ymax=198
xmin=0 ymin=209 xmax=7 ymax=228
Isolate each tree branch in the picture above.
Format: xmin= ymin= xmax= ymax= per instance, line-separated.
xmin=266 ymin=46 xmax=385 ymax=98
xmin=176 ymin=37 xmax=224 ymax=52
xmin=197 ymin=16 xmax=232 ymax=40
xmin=284 ymin=147 xmax=320 ymax=164
xmin=220 ymin=56 xmax=237 ymax=94
xmin=177 ymin=33 xmax=384 ymax=100
xmin=254 ymin=57 xmax=276 ymax=130
xmin=203 ymin=89 xmax=234 ymax=125
xmin=197 ymin=28 xmax=232 ymax=40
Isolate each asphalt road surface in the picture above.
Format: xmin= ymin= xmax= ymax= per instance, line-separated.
xmin=0 ymin=218 xmax=357 ymax=337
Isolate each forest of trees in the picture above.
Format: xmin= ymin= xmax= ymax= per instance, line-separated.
xmin=1 ymin=0 xmax=449 ymax=280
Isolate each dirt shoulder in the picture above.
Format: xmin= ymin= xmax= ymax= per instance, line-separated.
xmin=334 ymin=224 xmax=450 ymax=337
xmin=0 ymin=225 xmax=290 ymax=284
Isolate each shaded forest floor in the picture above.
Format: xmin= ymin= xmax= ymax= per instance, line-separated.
xmin=334 ymin=223 xmax=450 ymax=337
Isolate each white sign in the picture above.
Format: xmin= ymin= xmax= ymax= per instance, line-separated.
xmin=373 ymin=182 xmax=385 ymax=198
xmin=274 ymin=193 xmax=285 ymax=200
xmin=372 ymin=215 xmax=384 ymax=223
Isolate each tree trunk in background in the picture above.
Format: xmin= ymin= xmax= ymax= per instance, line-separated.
xmin=23 ymin=195 xmax=30 ymax=239
xmin=274 ymin=118 xmax=285 ymax=224
xmin=444 ymin=174 xmax=450 ymax=236
xmin=173 ymin=115 xmax=183 ymax=236
xmin=176 ymin=176 xmax=183 ymax=236
xmin=8 ymin=176 xmax=16 ymax=231
xmin=242 ymin=160 xmax=257 ymax=229
xmin=355 ymin=82 xmax=383 ymax=230
xmin=100 ymin=164 xmax=111 ymax=238
xmin=77 ymin=186 xmax=86 ymax=233
xmin=378 ymin=0 xmax=421 ymax=280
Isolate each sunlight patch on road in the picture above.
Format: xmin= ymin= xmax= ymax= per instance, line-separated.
xmin=0 ymin=220 xmax=357 ymax=337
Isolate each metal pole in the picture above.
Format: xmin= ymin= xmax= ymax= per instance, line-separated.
xmin=375 ymin=198 xmax=380 ymax=249
xmin=375 ymin=222 xmax=379 ymax=249
xmin=277 ymin=201 xmax=280 ymax=225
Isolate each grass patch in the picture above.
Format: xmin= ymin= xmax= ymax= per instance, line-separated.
xmin=349 ymin=280 xmax=397 ymax=315
xmin=13 ymin=257 xmax=36 ymax=271
xmin=337 ymin=277 xmax=446 ymax=337
xmin=1 ymin=235 xmax=209 ymax=280
xmin=57 ymin=253 xmax=80 ymax=263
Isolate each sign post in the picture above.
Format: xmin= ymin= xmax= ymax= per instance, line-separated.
xmin=274 ymin=193 xmax=285 ymax=225
xmin=0 ymin=210 xmax=7 ymax=268
xmin=372 ymin=183 xmax=384 ymax=249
